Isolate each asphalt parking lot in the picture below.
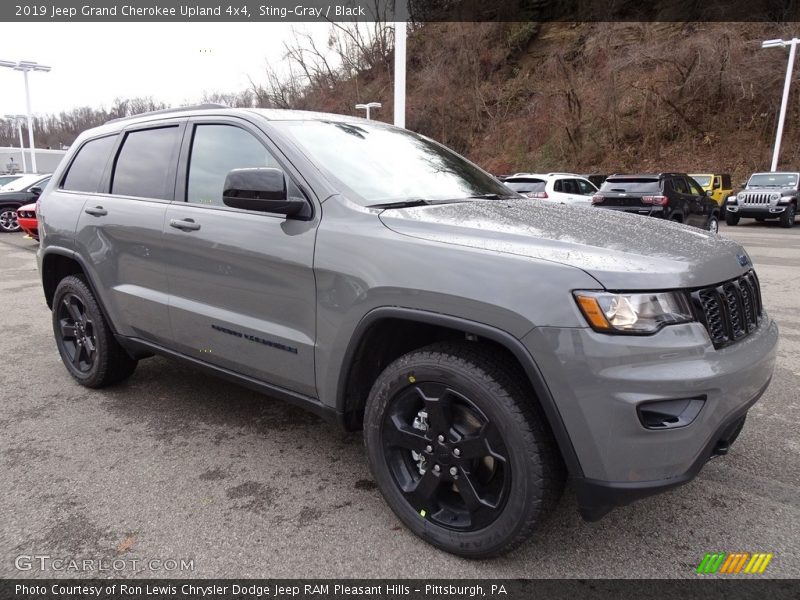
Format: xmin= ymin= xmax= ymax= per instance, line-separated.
xmin=0 ymin=222 xmax=798 ymax=579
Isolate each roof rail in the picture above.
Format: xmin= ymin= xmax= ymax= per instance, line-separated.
xmin=105 ymin=103 xmax=229 ymax=124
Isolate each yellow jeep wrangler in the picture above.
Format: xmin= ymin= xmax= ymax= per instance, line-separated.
xmin=689 ymin=173 xmax=733 ymax=206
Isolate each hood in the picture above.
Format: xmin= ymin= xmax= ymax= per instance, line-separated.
xmin=378 ymin=199 xmax=751 ymax=290
xmin=742 ymin=186 xmax=795 ymax=195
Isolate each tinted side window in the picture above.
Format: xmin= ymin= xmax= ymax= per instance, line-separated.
xmin=112 ymin=127 xmax=180 ymax=200
xmin=576 ymin=179 xmax=596 ymax=195
xmin=687 ymin=178 xmax=704 ymax=196
xmin=187 ymin=124 xmax=279 ymax=207
xmin=672 ymin=178 xmax=689 ymax=194
xmin=62 ymin=135 xmax=116 ymax=192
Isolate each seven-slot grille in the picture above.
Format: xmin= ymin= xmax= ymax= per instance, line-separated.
xmin=691 ymin=271 xmax=762 ymax=349
xmin=740 ymin=193 xmax=773 ymax=205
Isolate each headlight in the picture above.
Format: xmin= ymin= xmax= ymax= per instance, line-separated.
xmin=737 ymin=192 xmax=745 ymax=200
xmin=771 ymin=193 xmax=781 ymax=201
xmin=574 ymin=291 xmax=694 ymax=333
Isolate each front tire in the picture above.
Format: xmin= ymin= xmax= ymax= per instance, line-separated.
xmin=52 ymin=275 xmax=137 ymax=388
xmin=780 ymin=203 xmax=796 ymax=228
xmin=706 ymin=214 xmax=719 ymax=233
xmin=725 ymin=213 xmax=740 ymax=226
xmin=364 ymin=342 xmax=564 ymax=558
xmin=0 ymin=207 xmax=20 ymax=232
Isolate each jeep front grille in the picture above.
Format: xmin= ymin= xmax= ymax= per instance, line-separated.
xmin=691 ymin=271 xmax=762 ymax=349
xmin=740 ymin=193 xmax=772 ymax=205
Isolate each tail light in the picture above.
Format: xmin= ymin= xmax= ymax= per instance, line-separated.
xmin=591 ymin=194 xmax=604 ymax=204
xmin=526 ymin=191 xmax=548 ymax=199
xmin=642 ymin=195 xmax=669 ymax=206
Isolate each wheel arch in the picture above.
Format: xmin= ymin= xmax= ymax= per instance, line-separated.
xmin=336 ymin=307 xmax=583 ymax=478
xmin=40 ymin=249 xmax=113 ymax=326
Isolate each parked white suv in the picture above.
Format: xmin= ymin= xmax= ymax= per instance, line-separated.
xmin=503 ymin=172 xmax=598 ymax=206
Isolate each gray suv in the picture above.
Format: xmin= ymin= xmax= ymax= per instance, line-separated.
xmin=37 ymin=106 xmax=778 ymax=557
xmin=726 ymin=171 xmax=799 ymax=228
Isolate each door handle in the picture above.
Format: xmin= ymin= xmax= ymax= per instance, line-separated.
xmin=169 ymin=218 xmax=201 ymax=231
xmin=84 ymin=206 xmax=107 ymax=216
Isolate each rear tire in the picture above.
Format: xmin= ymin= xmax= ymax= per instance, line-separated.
xmin=780 ymin=204 xmax=795 ymax=228
xmin=363 ymin=342 xmax=564 ymax=558
xmin=725 ymin=213 xmax=740 ymax=226
xmin=52 ymin=275 xmax=137 ymax=388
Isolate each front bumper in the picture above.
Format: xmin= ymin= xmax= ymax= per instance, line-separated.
xmin=522 ymin=316 xmax=778 ymax=520
xmin=726 ymin=203 xmax=790 ymax=217
xmin=17 ymin=217 xmax=38 ymax=239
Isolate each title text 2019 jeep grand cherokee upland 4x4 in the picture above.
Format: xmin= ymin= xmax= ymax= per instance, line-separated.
xmin=726 ymin=171 xmax=799 ymax=228
xmin=37 ymin=106 xmax=778 ymax=558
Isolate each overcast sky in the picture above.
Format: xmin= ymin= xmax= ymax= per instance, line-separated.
xmin=0 ymin=22 xmax=331 ymax=115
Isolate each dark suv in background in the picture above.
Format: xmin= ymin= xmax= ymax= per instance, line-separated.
xmin=592 ymin=173 xmax=721 ymax=232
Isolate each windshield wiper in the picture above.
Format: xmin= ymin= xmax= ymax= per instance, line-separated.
xmin=368 ymin=199 xmax=438 ymax=209
xmin=466 ymin=193 xmax=516 ymax=199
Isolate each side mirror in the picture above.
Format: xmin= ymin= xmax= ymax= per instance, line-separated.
xmin=222 ymin=168 xmax=310 ymax=218
xmin=705 ymin=190 xmax=713 ymax=197
xmin=29 ymin=186 xmax=42 ymax=196
xmin=740 ymin=182 xmax=747 ymax=188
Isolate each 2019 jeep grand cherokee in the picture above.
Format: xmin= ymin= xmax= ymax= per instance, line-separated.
xmin=37 ymin=106 xmax=778 ymax=558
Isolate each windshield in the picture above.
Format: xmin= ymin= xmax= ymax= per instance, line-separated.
xmin=599 ymin=178 xmax=661 ymax=193
xmin=272 ymin=120 xmax=513 ymax=206
xmin=691 ymin=175 xmax=712 ymax=187
xmin=748 ymin=173 xmax=798 ymax=188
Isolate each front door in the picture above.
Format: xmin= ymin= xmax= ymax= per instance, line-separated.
xmin=162 ymin=118 xmax=319 ymax=397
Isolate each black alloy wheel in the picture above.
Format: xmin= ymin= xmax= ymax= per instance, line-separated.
xmin=364 ymin=342 xmax=564 ymax=558
xmin=381 ymin=381 xmax=511 ymax=531
xmin=57 ymin=292 xmax=97 ymax=373
xmin=52 ymin=275 xmax=138 ymax=387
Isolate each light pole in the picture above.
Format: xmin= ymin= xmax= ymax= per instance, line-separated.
xmin=355 ymin=102 xmax=382 ymax=120
xmin=761 ymin=38 xmax=800 ymax=172
xmin=3 ymin=114 xmax=28 ymax=173
xmin=0 ymin=59 xmax=51 ymax=173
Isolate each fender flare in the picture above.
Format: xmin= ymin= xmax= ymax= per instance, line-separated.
xmin=39 ymin=247 xmax=117 ymax=331
xmin=336 ymin=306 xmax=584 ymax=477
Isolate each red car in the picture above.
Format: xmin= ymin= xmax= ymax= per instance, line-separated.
xmin=15 ymin=202 xmax=38 ymax=240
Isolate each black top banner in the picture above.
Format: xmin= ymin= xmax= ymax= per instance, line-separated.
xmin=1 ymin=0 xmax=800 ymax=22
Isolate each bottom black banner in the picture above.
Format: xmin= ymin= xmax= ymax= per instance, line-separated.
xmin=1 ymin=579 xmax=799 ymax=600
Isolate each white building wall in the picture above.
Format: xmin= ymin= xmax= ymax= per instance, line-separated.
xmin=0 ymin=147 xmax=67 ymax=175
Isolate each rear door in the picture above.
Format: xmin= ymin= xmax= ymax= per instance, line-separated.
xmin=685 ymin=176 xmax=712 ymax=227
xmin=163 ymin=116 xmax=319 ymax=396
xmin=669 ymin=176 xmax=695 ymax=223
xmin=73 ymin=122 xmax=183 ymax=345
